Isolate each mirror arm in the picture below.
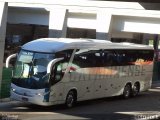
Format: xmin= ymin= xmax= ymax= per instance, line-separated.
xmin=6 ymin=53 xmax=17 ymax=68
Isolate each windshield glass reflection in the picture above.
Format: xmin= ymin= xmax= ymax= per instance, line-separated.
xmin=12 ymin=50 xmax=54 ymax=89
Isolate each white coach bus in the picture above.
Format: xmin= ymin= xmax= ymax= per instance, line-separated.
xmin=6 ymin=38 xmax=154 ymax=107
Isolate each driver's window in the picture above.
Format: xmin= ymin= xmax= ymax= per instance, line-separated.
xmin=55 ymin=62 xmax=63 ymax=81
xmin=50 ymin=62 xmax=64 ymax=85
xmin=50 ymin=50 xmax=73 ymax=85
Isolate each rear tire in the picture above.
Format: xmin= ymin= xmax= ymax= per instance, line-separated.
xmin=65 ymin=91 xmax=76 ymax=108
xmin=123 ymin=84 xmax=132 ymax=99
xmin=132 ymin=82 xmax=140 ymax=97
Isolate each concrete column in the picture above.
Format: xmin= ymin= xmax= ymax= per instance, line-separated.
xmin=0 ymin=2 xmax=8 ymax=94
xmin=153 ymin=34 xmax=159 ymax=50
xmin=152 ymin=34 xmax=160 ymax=81
xmin=96 ymin=11 xmax=112 ymax=40
xmin=142 ymin=34 xmax=150 ymax=45
xmin=49 ymin=8 xmax=68 ymax=38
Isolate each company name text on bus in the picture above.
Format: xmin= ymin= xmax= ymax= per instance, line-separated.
xmin=68 ymin=65 xmax=148 ymax=81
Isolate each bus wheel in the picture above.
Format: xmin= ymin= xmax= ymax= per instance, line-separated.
xmin=123 ymin=84 xmax=131 ymax=99
xmin=65 ymin=90 xmax=76 ymax=108
xmin=132 ymin=82 xmax=140 ymax=97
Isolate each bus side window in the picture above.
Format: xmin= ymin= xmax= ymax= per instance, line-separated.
xmin=103 ymin=50 xmax=114 ymax=66
xmin=114 ymin=50 xmax=127 ymax=66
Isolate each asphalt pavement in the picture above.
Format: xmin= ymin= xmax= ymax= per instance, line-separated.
xmin=0 ymin=82 xmax=160 ymax=120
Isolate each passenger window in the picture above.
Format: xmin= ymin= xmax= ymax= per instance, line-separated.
xmin=72 ymin=49 xmax=104 ymax=68
xmin=102 ymin=50 xmax=116 ymax=66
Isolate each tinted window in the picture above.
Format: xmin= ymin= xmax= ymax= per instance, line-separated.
xmin=72 ymin=49 xmax=154 ymax=68
xmin=103 ymin=50 xmax=154 ymax=66
xmin=72 ymin=49 xmax=103 ymax=68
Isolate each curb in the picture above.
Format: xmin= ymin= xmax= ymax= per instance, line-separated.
xmin=0 ymin=98 xmax=10 ymax=102
xmin=0 ymin=81 xmax=160 ymax=103
xmin=152 ymin=81 xmax=160 ymax=87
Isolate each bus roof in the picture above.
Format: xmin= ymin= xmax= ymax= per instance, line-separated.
xmin=22 ymin=38 xmax=153 ymax=53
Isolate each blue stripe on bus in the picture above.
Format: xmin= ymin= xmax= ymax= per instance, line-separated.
xmin=43 ymin=88 xmax=50 ymax=102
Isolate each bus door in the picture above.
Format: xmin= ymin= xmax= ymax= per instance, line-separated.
xmin=48 ymin=50 xmax=73 ymax=103
xmin=49 ymin=61 xmax=65 ymax=102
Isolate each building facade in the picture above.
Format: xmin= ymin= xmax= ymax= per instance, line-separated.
xmin=0 ymin=0 xmax=160 ymax=89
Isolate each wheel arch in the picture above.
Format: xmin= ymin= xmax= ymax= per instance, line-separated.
xmin=122 ymin=82 xmax=132 ymax=98
xmin=133 ymin=81 xmax=140 ymax=91
xmin=65 ymin=87 xmax=78 ymax=100
xmin=125 ymin=82 xmax=132 ymax=88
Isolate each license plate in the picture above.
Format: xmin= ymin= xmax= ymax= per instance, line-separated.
xmin=22 ymin=97 xmax=28 ymax=101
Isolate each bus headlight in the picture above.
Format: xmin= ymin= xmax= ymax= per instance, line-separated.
xmin=11 ymin=87 xmax=16 ymax=92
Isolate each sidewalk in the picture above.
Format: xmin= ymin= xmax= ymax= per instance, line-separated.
xmin=0 ymin=97 xmax=10 ymax=102
xmin=152 ymin=80 xmax=160 ymax=87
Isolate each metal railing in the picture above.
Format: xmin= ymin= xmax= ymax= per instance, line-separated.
xmin=0 ymin=67 xmax=12 ymax=102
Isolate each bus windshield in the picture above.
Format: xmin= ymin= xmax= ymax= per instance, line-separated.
xmin=12 ymin=50 xmax=54 ymax=89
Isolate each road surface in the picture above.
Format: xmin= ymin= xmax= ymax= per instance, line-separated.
xmin=0 ymin=84 xmax=160 ymax=120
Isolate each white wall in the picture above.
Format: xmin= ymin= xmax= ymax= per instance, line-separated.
xmin=6 ymin=2 xmax=160 ymax=41
xmin=68 ymin=12 xmax=96 ymax=29
xmin=112 ymin=15 xmax=160 ymax=34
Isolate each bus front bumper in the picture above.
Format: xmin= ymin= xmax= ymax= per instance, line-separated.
xmin=10 ymin=90 xmax=53 ymax=106
xmin=10 ymin=84 xmax=53 ymax=106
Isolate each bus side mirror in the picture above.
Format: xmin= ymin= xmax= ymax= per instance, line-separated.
xmin=47 ymin=57 xmax=64 ymax=74
xmin=6 ymin=53 xmax=17 ymax=68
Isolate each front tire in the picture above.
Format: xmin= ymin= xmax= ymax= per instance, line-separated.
xmin=123 ymin=84 xmax=132 ymax=99
xmin=65 ymin=91 xmax=76 ymax=108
